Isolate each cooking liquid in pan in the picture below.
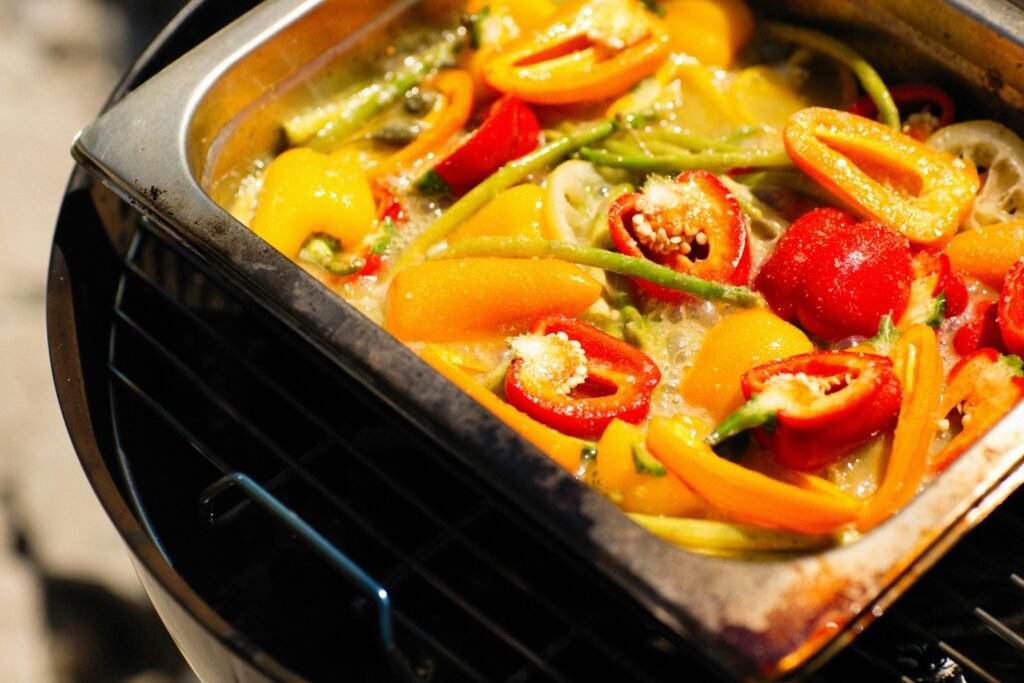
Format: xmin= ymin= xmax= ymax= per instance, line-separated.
xmin=219 ymin=0 xmax=1024 ymax=557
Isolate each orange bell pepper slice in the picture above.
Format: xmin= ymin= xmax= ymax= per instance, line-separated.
xmin=857 ymin=324 xmax=943 ymax=531
xmin=784 ymin=107 xmax=979 ymax=247
xmin=646 ymin=415 xmax=860 ymax=534
xmin=482 ymin=0 xmax=670 ymax=105
xmin=419 ymin=346 xmax=588 ymax=473
xmin=944 ymin=219 xmax=1024 ymax=290
xmin=385 ymin=257 xmax=602 ymax=342
xmin=368 ymin=69 xmax=474 ymax=181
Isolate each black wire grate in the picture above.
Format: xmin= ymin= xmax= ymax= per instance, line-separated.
xmin=107 ymin=218 xmax=1024 ymax=682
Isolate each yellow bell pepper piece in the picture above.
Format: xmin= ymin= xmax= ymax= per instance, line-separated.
xmin=591 ymin=419 xmax=704 ymax=516
xmin=385 ymin=258 xmax=602 ymax=342
xmin=646 ymin=415 xmax=861 ymax=534
xmin=661 ymin=0 xmax=754 ymax=68
xmin=250 ymin=148 xmax=376 ymax=259
xmin=420 ymin=346 xmax=588 ymax=473
xmin=680 ymin=309 xmax=813 ymax=422
xmin=448 ymin=184 xmax=555 ymax=243
xmin=944 ymin=219 xmax=1024 ymax=289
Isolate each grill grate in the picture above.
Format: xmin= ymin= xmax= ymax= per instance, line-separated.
xmin=107 ymin=218 xmax=1024 ymax=682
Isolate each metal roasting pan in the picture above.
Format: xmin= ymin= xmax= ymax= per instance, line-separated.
xmin=70 ymin=0 xmax=1024 ymax=678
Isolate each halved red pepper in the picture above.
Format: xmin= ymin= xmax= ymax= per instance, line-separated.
xmin=930 ymin=348 xmax=1024 ymax=473
xmin=504 ymin=314 xmax=661 ymax=439
xmin=754 ymin=207 xmax=913 ymax=341
xmin=998 ymin=256 xmax=1024 ymax=356
xmin=708 ymin=351 xmax=903 ymax=471
xmin=416 ymin=94 xmax=540 ymax=195
xmin=848 ymin=83 xmax=955 ymax=141
xmin=783 ymin=107 xmax=979 ymax=247
xmin=608 ymin=171 xmax=751 ymax=303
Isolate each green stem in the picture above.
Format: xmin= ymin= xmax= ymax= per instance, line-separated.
xmin=284 ymin=32 xmax=462 ymax=149
xmin=579 ymin=147 xmax=793 ymax=174
xmin=429 ymin=237 xmax=765 ymax=307
xmin=763 ymin=22 xmax=899 ymax=130
xmin=393 ymin=120 xmax=617 ymax=272
xmin=706 ymin=396 xmax=777 ymax=447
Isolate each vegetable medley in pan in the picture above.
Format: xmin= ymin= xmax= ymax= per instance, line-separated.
xmin=226 ymin=0 xmax=1024 ymax=555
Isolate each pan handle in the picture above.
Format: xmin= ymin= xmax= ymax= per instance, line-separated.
xmin=199 ymin=471 xmax=420 ymax=682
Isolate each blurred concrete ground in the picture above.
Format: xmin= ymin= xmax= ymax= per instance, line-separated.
xmin=0 ymin=0 xmax=196 ymax=680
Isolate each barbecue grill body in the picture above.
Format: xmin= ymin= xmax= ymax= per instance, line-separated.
xmin=51 ymin=1 xmax=1024 ymax=682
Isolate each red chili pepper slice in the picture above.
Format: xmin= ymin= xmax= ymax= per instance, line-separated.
xmin=953 ymin=300 xmax=1006 ymax=356
xmin=998 ymin=257 xmax=1024 ymax=357
xmin=416 ymin=94 xmax=540 ymax=195
xmin=754 ymin=208 xmax=914 ymax=341
xmin=848 ymin=83 xmax=955 ymax=141
xmin=930 ymin=349 xmax=1024 ymax=473
xmin=709 ymin=351 xmax=903 ymax=471
xmin=504 ymin=314 xmax=661 ymax=439
xmin=608 ymin=171 xmax=751 ymax=302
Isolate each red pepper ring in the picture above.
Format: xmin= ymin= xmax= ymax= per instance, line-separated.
xmin=710 ymin=351 xmax=903 ymax=471
xmin=608 ymin=171 xmax=752 ymax=303
xmin=848 ymin=83 xmax=955 ymax=141
xmin=504 ymin=315 xmax=661 ymax=439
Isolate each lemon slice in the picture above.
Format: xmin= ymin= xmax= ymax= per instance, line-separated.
xmin=928 ymin=120 xmax=1024 ymax=230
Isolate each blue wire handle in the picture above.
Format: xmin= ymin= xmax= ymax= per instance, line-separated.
xmin=200 ymin=472 xmax=413 ymax=676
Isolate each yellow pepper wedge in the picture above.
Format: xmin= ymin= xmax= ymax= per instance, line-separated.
xmin=944 ymin=219 xmax=1024 ymax=290
xmin=368 ymin=69 xmax=474 ymax=181
xmin=385 ymin=257 xmax=602 ymax=342
xmin=680 ymin=309 xmax=814 ymax=423
xmin=482 ymin=0 xmax=670 ymax=105
xmin=250 ymin=148 xmax=377 ymax=259
xmin=660 ymin=0 xmax=754 ymax=68
xmin=857 ymin=324 xmax=943 ymax=531
xmin=784 ymin=107 xmax=980 ymax=247
xmin=590 ymin=419 xmax=704 ymax=516
xmin=419 ymin=346 xmax=588 ymax=473
xmin=646 ymin=415 xmax=861 ymax=534
xmin=448 ymin=184 xmax=555 ymax=243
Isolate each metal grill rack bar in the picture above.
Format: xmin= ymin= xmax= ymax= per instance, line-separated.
xmin=107 ymin=216 xmax=1024 ymax=682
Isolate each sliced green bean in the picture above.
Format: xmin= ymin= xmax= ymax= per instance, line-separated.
xmin=580 ymin=147 xmax=793 ymax=174
xmin=284 ymin=32 xmax=462 ymax=149
xmin=393 ymin=120 xmax=617 ymax=271
xmin=763 ymin=22 xmax=899 ymax=130
xmin=637 ymin=128 xmax=749 ymax=152
xmin=429 ymin=236 xmax=764 ymax=307
xmin=628 ymin=514 xmax=836 ymax=552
